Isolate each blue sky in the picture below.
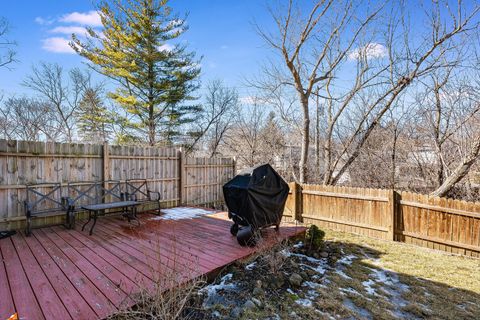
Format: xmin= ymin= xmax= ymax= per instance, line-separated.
xmin=0 ymin=0 xmax=273 ymax=98
xmin=2 ymin=1 xmax=476 ymax=101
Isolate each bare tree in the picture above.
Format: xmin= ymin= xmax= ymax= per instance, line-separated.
xmin=253 ymin=0 xmax=385 ymax=182
xmin=23 ymin=62 xmax=91 ymax=142
xmin=222 ymin=98 xmax=284 ymax=169
xmin=0 ymin=97 xmax=59 ymax=141
xmin=0 ymin=17 xmax=17 ymax=69
xmin=187 ymin=80 xmax=238 ymax=156
xmin=432 ymin=129 xmax=480 ymax=197
xmin=254 ymin=0 xmax=480 ymax=185
xmin=348 ymin=100 xmax=414 ymax=190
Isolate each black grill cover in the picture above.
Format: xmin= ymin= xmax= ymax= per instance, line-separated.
xmin=223 ymin=164 xmax=290 ymax=229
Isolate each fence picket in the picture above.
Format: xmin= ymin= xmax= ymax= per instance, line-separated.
xmin=0 ymin=139 xmax=235 ymax=230
xmin=284 ymin=183 xmax=480 ymax=257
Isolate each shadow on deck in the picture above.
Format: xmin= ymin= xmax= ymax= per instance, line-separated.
xmin=0 ymin=209 xmax=305 ymax=320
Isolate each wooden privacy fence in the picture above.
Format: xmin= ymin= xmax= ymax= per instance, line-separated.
xmin=285 ymin=182 xmax=480 ymax=257
xmin=0 ymin=139 xmax=235 ymax=231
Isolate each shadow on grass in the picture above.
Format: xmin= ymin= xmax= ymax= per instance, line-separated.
xmin=314 ymin=236 xmax=480 ymax=320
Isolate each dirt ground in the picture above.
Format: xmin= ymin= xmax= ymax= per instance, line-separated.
xmin=194 ymin=228 xmax=480 ymax=320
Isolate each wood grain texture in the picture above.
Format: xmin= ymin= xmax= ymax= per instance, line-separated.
xmin=0 ymin=211 xmax=305 ymax=320
xmin=283 ymin=183 xmax=480 ymax=257
xmin=0 ymin=140 xmax=235 ymax=230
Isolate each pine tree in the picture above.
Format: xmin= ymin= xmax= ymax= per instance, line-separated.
xmin=77 ymin=87 xmax=113 ymax=142
xmin=71 ymin=0 xmax=201 ymax=145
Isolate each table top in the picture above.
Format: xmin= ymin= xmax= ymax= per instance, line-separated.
xmin=81 ymin=201 xmax=139 ymax=211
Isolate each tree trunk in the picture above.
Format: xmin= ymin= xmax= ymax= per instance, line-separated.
xmin=431 ymin=132 xmax=480 ymax=197
xmin=315 ymin=90 xmax=321 ymax=180
xmin=147 ymin=99 xmax=155 ymax=146
xmin=299 ymin=96 xmax=310 ymax=183
xmin=391 ymin=126 xmax=397 ymax=190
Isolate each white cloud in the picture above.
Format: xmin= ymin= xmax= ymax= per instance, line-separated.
xmin=220 ymin=45 xmax=228 ymax=50
xmin=348 ymin=43 xmax=387 ymax=60
xmin=34 ymin=17 xmax=54 ymax=25
xmin=59 ymin=10 xmax=102 ymax=27
xmin=50 ymin=26 xmax=88 ymax=35
xmin=41 ymin=37 xmax=75 ymax=54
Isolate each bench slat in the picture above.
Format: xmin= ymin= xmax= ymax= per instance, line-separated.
xmin=81 ymin=201 xmax=139 ymax=211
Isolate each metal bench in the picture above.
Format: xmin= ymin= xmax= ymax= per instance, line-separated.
xmin=24 ymin=183 xmax=70 ymax=236
xmin=64 ymin=180 xmax=140 ymax=235
xmin=124 ymin=179 xmax=161 ymax=214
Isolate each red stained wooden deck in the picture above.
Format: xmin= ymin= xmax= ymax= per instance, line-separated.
xmin=0 ymin=210 xmax=304 ymax=320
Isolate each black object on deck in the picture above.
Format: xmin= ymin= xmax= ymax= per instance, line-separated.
xmin=223 ymin=164 xmax=289 ymax=245
xmin=0 ymin=230 xmax=16 ymax=240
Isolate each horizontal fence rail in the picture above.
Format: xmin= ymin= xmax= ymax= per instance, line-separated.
xmin=0 ymin=139 xmax=235 ymax=231
xmin=285 ymin=182 xmax=480 ymax=258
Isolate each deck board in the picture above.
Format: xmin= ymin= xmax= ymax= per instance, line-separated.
xmin=93 ymin=221 xmax=213 ymax=273
xmin=11 ymin=235 xmax=72 ymax=320
xmin=0 ymin=210 xmax=305 ymax=319
xmin=50 ymin=226 xmax=140 ymax=298
xmin=40 ymin=228 xmax=133 ymax=308
xmin=1 ymin=238 xmax=45 ymax=320
xmin=23 ymin=231 xmax=98 ymax=320
xmin=33 ymin=229 xmax=117 ymax=319
xmin=0 ymin=240 xmax=20 ymax=320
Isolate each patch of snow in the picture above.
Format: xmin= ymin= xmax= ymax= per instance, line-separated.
xmin=315 ymin=309 xmax=336 ymax=320
xmin=290 ymin=252 xmax=325 ymax=264
xmin=245 ymin=262 xmax=257 ymax=271
xmin=300 ymin=263 xmax=327 ymax=275
xmin=287 ymin=288 xmax=296 ymax=295
xmin=362 ymin=279 xmax=377 ymax=295
xmin=293 ymin=241 xmax=304 ymax=248
xmin=340 ymin=287 xmax=362 ymax=296
xmin=280 ymin=249 xmax=292 ymax=257
xmin=336 ymin=270 xmax=352 ymax=279
xmin=337 ymin=254 xmax=357 ymax=265
xmin=333 ymin=254 xmax=357 ymax=280
xmin=343 ymin=298 xmax=372 ymax=320
xmin=295 ymin=298 xmax=313 ymax=308
xmin=150 ymin=207 xmax=214 ymax=221
xmin=281 ymin=249 xmax=329 ymax=275
xmin=366 ymin=267 xmax=410 ymax=292
xmin=199 ymin=273 xmax=237 ymax=308
xmin=303 ymin=281 xmax=322 ymax=289
xmin=306 ymin=289 xmax=318 ymax=299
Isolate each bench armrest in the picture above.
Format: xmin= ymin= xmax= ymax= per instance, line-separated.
xmin=24 ymin=201 xmax=32 ymax=217
xmin=147 ymin=190 xmax=161 ymax=201
xmin=61 ymin=197 xmax=75 ymax=211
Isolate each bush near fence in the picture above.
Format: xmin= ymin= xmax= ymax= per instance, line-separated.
xmin=0 ymin=139 xmax=235 ymax=231
xmin=285 ymin=182 xmax=480 ymax=258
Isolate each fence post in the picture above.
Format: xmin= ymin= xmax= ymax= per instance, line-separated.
xmin=102 ymin=142 xmax=110 ymax=186
xmin=292 ymin=182 xmax=303 ymax=222
xmin=100 ymin=142 xmax=110 ymax=204
xmin=178 ymin=148 xmax=184 ymax=205
xmin=387 ymin=189 xmax=397 ymax=241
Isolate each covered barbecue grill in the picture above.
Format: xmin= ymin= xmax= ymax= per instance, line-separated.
xmin=223 ymin=164 xmax=290 ymax=246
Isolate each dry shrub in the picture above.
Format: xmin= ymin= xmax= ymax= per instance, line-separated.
xmin=109 ymin=234 xmax=206 ymax=320
xmin=254 ymin=237 xmax=291 ymax=275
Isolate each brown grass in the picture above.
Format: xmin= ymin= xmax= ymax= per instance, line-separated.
xmin=320 ymin=228 xmax=480 ymax=320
